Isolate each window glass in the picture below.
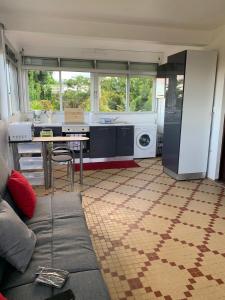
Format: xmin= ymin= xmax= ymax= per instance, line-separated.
xmin=129 ymin=76 xmax=154 ymax=112
xmin=28 ymin=70 xmax=60 ymax=111
xmin=7 ymin=61 xmax=20 ymax=114
xmin=62 ymin=71 xmax=91 ymax=111
xmin=99 ymin=75 xmax=126 ymax=112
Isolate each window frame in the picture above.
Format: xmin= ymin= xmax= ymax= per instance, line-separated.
xmin=96 ymin=72 xmax=156 ymax=114
xmin=128 ymin=74 xmax=156 ymax=113
xmin=97 ymin=73 xmax=128 ymax=113
xmin=27 ymin=69 xmax=61 ymax=112
xmin=61 ymin=70 xmax=91 ymax=111
xmin=24 ymin=66 xmax=156 ymax=114
xmin=6 ymin=59 xmax=20 ymax=116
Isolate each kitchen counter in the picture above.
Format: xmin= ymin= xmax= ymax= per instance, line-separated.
xmin=33 ymin=122 xmax=133 ymax=127
xmin=33 ymin=123 xmax=63 ymax=127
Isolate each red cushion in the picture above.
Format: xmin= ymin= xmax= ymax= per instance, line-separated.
xmin=0 ymin=293 xmax=7 ymax=300
xmin=7 ymin=170 xmax=36 ymax=219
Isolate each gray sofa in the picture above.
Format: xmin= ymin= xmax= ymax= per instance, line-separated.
xmin=0 ymin=154 xmax=110 ymax=300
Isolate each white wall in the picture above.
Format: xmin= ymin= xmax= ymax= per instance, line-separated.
xmin=206 ymin=26 xmax=225 ymax=179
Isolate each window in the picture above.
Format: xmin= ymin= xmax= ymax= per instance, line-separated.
xmin=6 ymin=61 xmax=20 ymax=115
xmin=98 ymin=75 xmax=154 ymax=113
xmin=129 ymin=76 xmax=154 ymax=112
xmin=99 ymin=75 xmax=126 ymax=112
xmin=61 ymin=72 xmax=91 ymax=111
xmin=28 ymin=70 xmax=60 ymax=111
xmin=25 ymin=58 xmax=157 ymax=113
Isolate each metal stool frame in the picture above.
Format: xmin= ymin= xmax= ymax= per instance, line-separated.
xmin=50 ymin=146 xmax=75 ymax=194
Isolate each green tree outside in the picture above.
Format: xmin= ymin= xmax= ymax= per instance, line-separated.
xmin=28 ymin=70 xmax=154 ymax=112
xmin=62 ymin=75 xmax=91 ymax=111
xmin=99 ymin=76 xmax=126 ymax=112
xmin=130 ymin=77 xmax=153 ymax=112
xmin=28 ymin=70 xmax=60 ymax=111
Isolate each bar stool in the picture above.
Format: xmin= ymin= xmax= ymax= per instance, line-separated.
xmin=50 ymin=146 xmax=74 ymax=194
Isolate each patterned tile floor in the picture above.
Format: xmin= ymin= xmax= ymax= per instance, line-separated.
xmin=35 ymin=158 xmax=225 ymax=300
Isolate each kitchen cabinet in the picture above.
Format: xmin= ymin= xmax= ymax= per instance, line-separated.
xmin=157 ymin=50 xmax=217 ymax=180
xmin=90 ymin=125 xmax=134 ymax=158
xmin=90 ymin=126 xmax=116 ymax=158
xmin=34 ymin=126 xmax=62 ymax=137
xmin=116 ymin=126 xmax=134 ymax=156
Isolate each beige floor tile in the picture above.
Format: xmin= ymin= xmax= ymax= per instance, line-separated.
xmin=168 ymin=186 xmax=193 ymax=198
xmin=145 ymin=182 xmax=169 ymax=192
xmin=95 ymin=180 xmax=120 ymax=191
xmin=114 ymin=184 xmax=140 ymax=196
xmin=140 ymin=262 xmax=191 ymax=299
xmin=171 ymin=223 xmax=205 ymax=245
xmin=159 ymin=239 xmax=197 ymax=268
xmin=139 ymin=214 xmax=172 ymax=234
xmin=126 ymin=178 xmax=148 ymax=188
xmin=197 ymin=183 xmax=223 ymax=195
xmin=193 ymin=191 xmax=220 ymax=203
xmin=190 ymin=276 xmax=225 ymax=300
xmin=187 ymin=199 xmax=215 ymax=215
xmin=134 ymin=173 xmax=156 ymax=182
xmin=150 ymin=203 xmax=180 ymax=219
xmin=34 ymin=158 xmax=225 ymax=300
xmin=180 ymin=210 xmax=211 ymax=228
xmin=159 ymin=194 xmax=187 ymax=208
xmin=213 ymin=218 xmax=225 ymax=234
xmin=135 ymin=189 xmax=161 ymax=201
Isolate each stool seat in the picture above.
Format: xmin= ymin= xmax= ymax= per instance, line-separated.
xmin=51 ymin=154 xmax=72 ymax=162
xmin=50 ymin=146 xmax=74 ymax=194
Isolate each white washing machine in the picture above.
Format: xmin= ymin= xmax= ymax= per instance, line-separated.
xmin=134 ymin=124 xmax=157 ymax=158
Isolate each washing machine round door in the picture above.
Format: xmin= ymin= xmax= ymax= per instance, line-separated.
xmin=137 ymin=132 xmax=151 ymax=149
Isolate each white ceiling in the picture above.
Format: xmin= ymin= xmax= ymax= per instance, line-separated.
xmin=0 ymin=0 xmax=222 ymax=58
xmin=1 ymin=0 xmax=225 ymax=30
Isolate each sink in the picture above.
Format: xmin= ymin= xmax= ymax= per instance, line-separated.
xmin=95 ymin=122 xmax=128 ymax=125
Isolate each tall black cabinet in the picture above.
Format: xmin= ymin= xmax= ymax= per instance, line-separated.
xmin=157 ymin=50 xmax=217 ymax=180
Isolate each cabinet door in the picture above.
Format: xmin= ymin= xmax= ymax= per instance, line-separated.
xmin=90 ymin=126 xmax=116 ymax=158
xmin=116 ymin=126 xmax=134 ymax=156
xmin=162 ymin=51 xmax=186 ymax=173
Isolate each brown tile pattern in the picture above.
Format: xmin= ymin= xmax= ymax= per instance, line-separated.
xmin=34 ymin=158 xmax=225 ymax=300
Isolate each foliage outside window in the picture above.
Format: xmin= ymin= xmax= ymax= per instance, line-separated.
xmin=62 ymin=72 xmax=90 ymax=111
xmin=99 ymin=76 xmax=126 ymax=112
xmin=129 ymin=76 xmax=154 ymax=112
xmin=28 ymin=70 xmax=60 ymax=111
xmin=27 ymin=70 xmax=155 ymax=112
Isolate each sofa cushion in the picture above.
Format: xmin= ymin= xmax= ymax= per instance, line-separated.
xmin=25 ymin=196 xmax=52 ymax=226
xmin=0 ymin=293 xmax=7 ymax=300
xmin=3 ymin=190 xmax=25 ymax=220
xmin=0 ymin=198 xmax=7 ymax=286
xmin=2 ymin=208 xmax=98 ymax=290
xmin=0 ymin=200 xmax=36 ymax=273
xmin=1 ymin=192 xmax=109 ymax=300
xmin=7 ymin=170 xmax=36 ymax=219
xmin=1 ymin=220 xmax=53 ymax=290
xmin=26 ymin=192 xmax=84 ymax=227
xmin=51 ymin=216 xmax=99 ymax=272
xmin=3 ymin=282 xmax=51 ymax=300
xmin=0 ymin=258 xmax=7 ymax=285
xmin=0 ymin=152 xmax=10 ymax=196
xmin=53 ymin=270 xmax=110 ymax=300
xmin=51 ymin=192 xmax=84 ymax=219
xmin=3 ymin=270 xmax=110 ymax=300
